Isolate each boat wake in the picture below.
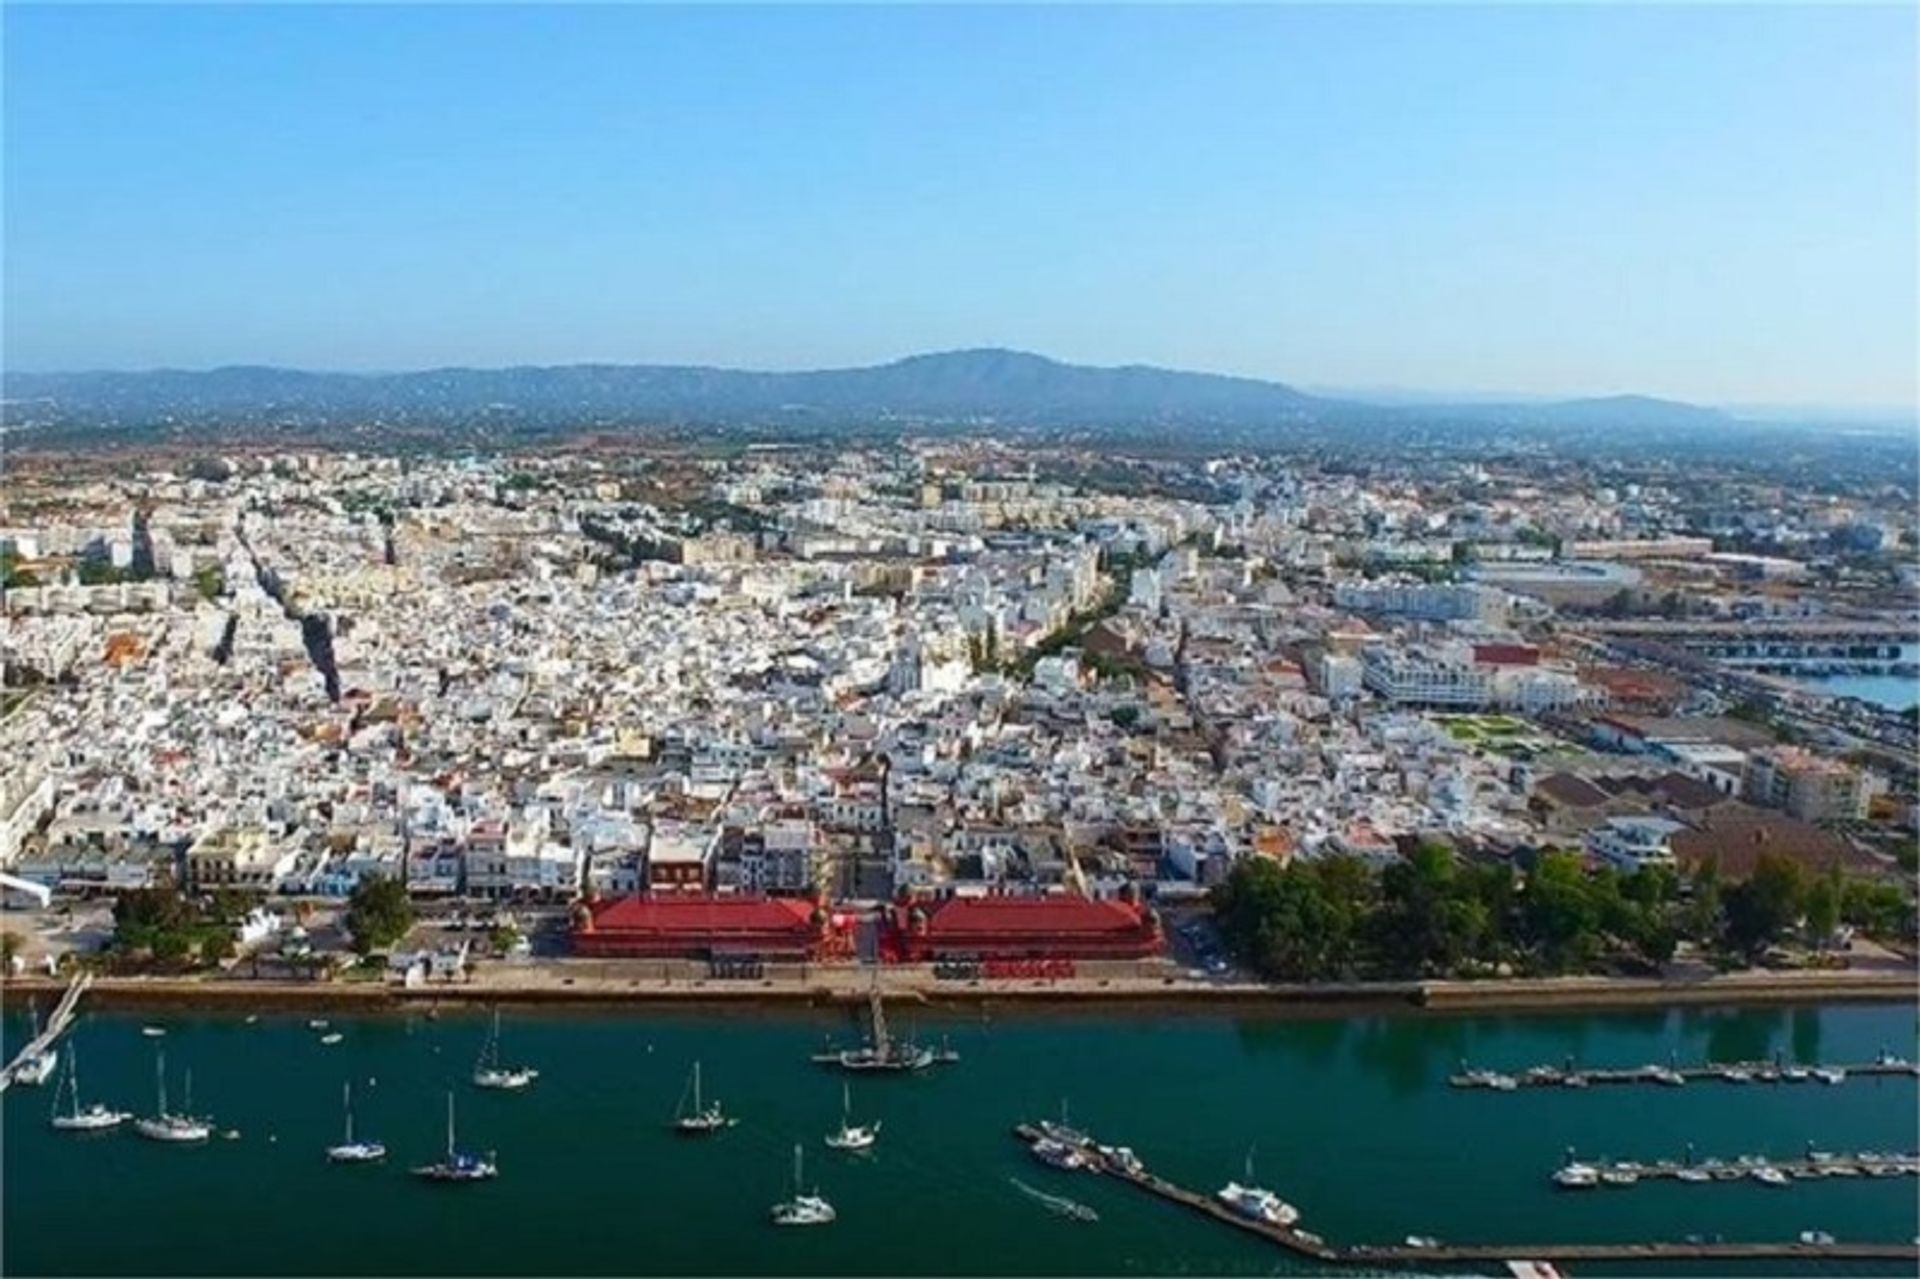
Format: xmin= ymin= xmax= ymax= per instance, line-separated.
xmin=1009 ymin=1176 xmax=1099 ymax=1223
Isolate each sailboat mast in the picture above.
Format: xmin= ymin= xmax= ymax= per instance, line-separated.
xmin=446 ymin=1092 xmax=455 ymax=1160
xmin=343 ymin=1082 xmax=354 ymax=1144
xmin=156 ymin=1050 xmax=167 ymax=1116
xmin=184 ymin=1068 xmax=193 ymax=1117
xmin=693 ymin=1061 xmax=702 ymax=1111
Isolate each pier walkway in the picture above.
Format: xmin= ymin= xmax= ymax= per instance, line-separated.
xmin=0 ymin=972 xmax=91 ymax=1092
xmin=1448 ymin=1055 xmax=1918 ymax=1093
xmin=1011 ymin=1122 xmax=1920 ymax=1269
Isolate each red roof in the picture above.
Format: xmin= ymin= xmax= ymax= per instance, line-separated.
xmin=588 ymin=894 xmax=814 ymax=937
xmin=922 ymin=895 xmax=1145 ymax=938
xmin=1473 ymin=643 xmax=1540 ymax=666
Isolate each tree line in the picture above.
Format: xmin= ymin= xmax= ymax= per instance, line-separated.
xmin=1211 ymin=843 xmax=1913 ymax=983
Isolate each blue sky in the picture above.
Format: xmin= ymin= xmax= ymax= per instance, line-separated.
xmin=3 ymin=4 xmax=1914 ymax=408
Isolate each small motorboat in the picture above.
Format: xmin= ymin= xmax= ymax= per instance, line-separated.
xmin=319 ymin=1033 xmax=344 ymax=1046
xmin=1799 ymin=1230 xmax=1835 ymax=1245
xmin=140 ymin=1026 xmax=167 ymax=1038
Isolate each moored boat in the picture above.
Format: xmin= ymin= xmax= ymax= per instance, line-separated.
xmin=770 ymin=1144 xmax=835 ymax=1226
xmin=412 ymin=1092 xmax=496 ymax=1182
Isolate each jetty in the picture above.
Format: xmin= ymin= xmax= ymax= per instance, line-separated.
xmin=1551 ymin=1146 xmax=1920 ymax=1189
xmin=0 ymin=972 xmax=91 ymax=1092
xmin=1011 ymin=1121 xmax=1920 ymax=1269
xmin=1449 ymin=1052 xmax=1918 ymax=1093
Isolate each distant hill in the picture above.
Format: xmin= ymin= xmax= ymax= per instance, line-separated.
xmin=1 ymin=348 xmax=1737 ymax=434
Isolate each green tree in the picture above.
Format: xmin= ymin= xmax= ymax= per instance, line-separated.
xmin=1684 ymin=861 xmax=1724 ymax=949
xmin=0 ymin=930 xmax=21 ymax=968
xmin=150 ymin=930 xmax=192 ymax=965
xmin=1520 ymin=851 xmax=1601 ymax=973
xmin=1375 ymin=842 xmax=1475 ymax=977
xmin=1803 ymin=868 xmax=1842 ymax=945
xmin=1839 ymin=876 xmax=1913 ymax=940
xmin=344 ymin=874 xmax=414 ymax=955
xmin=201 ymin=930 xmax=237 ymax=966
xmin=112 ymin=887 xmax=193 ymax=951
xmin=1723 ymin=853 xmax=1807 ymax=957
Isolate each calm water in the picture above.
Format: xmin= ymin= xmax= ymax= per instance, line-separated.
xmin=1791 ymin=647 xmax=1920 ymax=712
xmin=4 ymin=1001 xmax=1917 ymax=1277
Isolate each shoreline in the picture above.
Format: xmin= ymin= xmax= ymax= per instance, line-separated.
xmin=4 ymin=966 xmax=1912 ymax=1019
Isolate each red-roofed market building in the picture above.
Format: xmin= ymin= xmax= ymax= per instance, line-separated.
xmin=572 ymin=893 xmax=831 ymax=959
xmin=888 ymin=892 xmax=1163 ymax=962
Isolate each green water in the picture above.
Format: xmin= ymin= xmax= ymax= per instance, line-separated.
xmin=4 ymin=1001 xmax=1916 ymax=1277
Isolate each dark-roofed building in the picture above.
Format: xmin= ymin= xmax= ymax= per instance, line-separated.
xmin=1668 ymin=806 xmax=1876 ymax=881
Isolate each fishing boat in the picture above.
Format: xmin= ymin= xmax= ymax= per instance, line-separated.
xmin=471 ymin=1009 xmax=538 ymax=1090
xmin=133 ymin=1051 xmax=212 ymax=1143
xmin=671 ymin=1061 xmax=734 ymax=1134
xmin=813 ymin=981 xmax=935 ymax=1072
xmin=48 ymin=1045 xmax=130 ymax=1132
xmin=823 ymin=1082 xmax=879 ymax=1151
xmin=412 ymin=1092 xmax=496 ymax=1182
xmin=1216 ymin=1150 xmax=1301 ymax=1226
xmin=770 ymin=1144 xmax=835 ymax=1226
xmin=325 ymin=1081 xmax=386 ymax=1163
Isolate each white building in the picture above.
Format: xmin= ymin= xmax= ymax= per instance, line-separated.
xmin=1583 ymin=815 xmax=1683 ymax=873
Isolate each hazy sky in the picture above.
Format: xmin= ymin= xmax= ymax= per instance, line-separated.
xmin=4 ymin=4 xmax=1915 ymax=408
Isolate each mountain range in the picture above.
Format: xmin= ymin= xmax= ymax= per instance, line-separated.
xmin=1 ymin=348 xmax=1736 ymax=433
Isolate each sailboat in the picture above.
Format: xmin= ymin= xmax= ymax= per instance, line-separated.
xmin=1216 ymin=1148 xmax=1300 ymax=1227
xmin=133 ymin=1050 xmax=212 ymax=1143
xmin=472 ymin=1008 xmax=538 ymax=1090
xmin=1038 ymin=1098 xmax=1089 ymax=1148
xmin=823 ymin=1081 xmax=879 ymax=1151
xmin=49 ymin=1044 xmax=130 ymax=1132
xmin=770 ymin=1143 xmax=836 ymax=1225
xmin=412 ymin=1092 xmax=497 ymax=1182
xmin=672 ymin=1061 xmax=734 ymax=1134
xmin=326 ymin=1081 xmax=387 ymax=1162
xmin=13 ymin=1002 xmax=57 ymax=1085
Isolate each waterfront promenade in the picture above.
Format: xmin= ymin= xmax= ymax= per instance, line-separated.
xmin=3 ymin=961 xmax=1913 ymax=1014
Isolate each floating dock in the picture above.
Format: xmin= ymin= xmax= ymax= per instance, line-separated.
xmin=1551 ymin=1148 xmax=1920 ymax=1189
xmin=1011 ymin=1121 xmax=1920 ymax=1269
xmin=1449 ymin=1055 xmax=1918 ymax=1093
